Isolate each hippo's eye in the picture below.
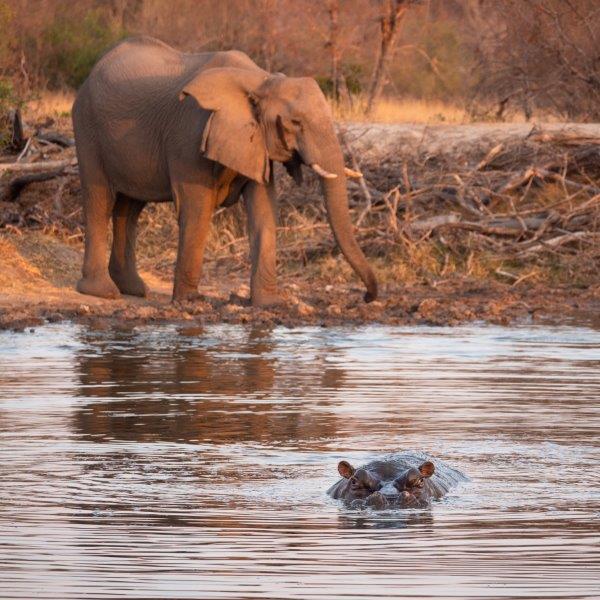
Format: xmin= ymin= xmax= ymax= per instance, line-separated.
xmin=350 ymin=477 xmax=361 ymax=488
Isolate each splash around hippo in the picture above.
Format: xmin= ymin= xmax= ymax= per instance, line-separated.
xmin=327 ymin=452 xmax=466 ymax=510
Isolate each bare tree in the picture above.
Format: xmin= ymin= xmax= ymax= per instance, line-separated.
xmin=466 ymin=0 xmax=600 ymax=120
xmin=325 ymin=0 xmax=351 ymax=106
xmin=366 ymin=0 xmax=421 ymax=115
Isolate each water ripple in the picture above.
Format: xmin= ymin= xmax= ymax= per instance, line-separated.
xmin=0 ymin=323 xmax=599 ymax=599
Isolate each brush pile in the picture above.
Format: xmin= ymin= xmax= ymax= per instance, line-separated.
xmin=1 ymin=120 xmax=599 ymax=288
xmin=338 ymin=123 xmax=600 ymax=286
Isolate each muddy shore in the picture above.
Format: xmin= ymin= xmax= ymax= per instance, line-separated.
xmin=1 ymin=121 xmax=599 ymax=332
xmin=1 ymin=230 xmax=598 ymax=332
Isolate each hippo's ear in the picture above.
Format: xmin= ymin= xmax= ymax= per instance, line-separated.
xmin=338 ymin=460 xmax=355 ymax=479
xmin=419 ymin=461 xmax=435 ymax=478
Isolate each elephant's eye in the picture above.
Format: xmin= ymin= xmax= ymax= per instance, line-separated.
xmin=291 ymin=118 xmax=302 ymax=129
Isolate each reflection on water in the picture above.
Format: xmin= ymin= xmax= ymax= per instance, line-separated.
xmin=0 ymin=323 xmax=598 ymax=599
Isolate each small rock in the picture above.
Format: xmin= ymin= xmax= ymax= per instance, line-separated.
xmin=235 ymin=283 xmax=250 ymax=298
xmin=136 ymin=306 xmax=158 ymax=319
xmin=327 ymin=304 xmax=342 ymax=316
xmin=46 ymin=312 xmax=64 ymax=323
xmin=296 ymin=301 xmax=316 ymax=316
xmin=223 ymin=303 xmax=244 ymax=314
xmin=77 ymin=304 xmax=91 ymax=315
xmin=417 ymin=298 xmax=440 ymax=320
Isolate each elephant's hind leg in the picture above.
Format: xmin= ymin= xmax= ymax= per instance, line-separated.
xmin=109 ymin=195 xmax=148 ymax=297
xmin=77 ymin=176 xmax=120 ymax=299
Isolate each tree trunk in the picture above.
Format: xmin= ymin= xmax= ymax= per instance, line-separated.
xmin=8 ymin=109 xmax=25 ymax=152
xmin=366 ymin=0 xmax=416 ymax=116
xmin=259 ymin=0 xmax=277 ymax=71
xmin=327 ymin=1 xmax=341 ymax=101
xmin=326 ymin=0 xmax=350 ymax=108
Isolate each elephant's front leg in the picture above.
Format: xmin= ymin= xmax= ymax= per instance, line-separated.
xmin=172 ymin=181 xmax=215 ymax=302
xmin=243 ymin=181 xmax=281 ymax=307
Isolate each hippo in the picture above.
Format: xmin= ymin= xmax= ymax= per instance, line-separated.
xmin=327 ymin=452 xmax=466 ymax=509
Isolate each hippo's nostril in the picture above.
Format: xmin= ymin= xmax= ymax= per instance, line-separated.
xmin=379 ymin=483 xmax=399 ymax=497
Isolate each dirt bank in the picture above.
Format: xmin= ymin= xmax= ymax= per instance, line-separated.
xmin=1 ymin=230 xmax=598 ymax=332
xmin=1 ymin=121 xmax=599 ymax=331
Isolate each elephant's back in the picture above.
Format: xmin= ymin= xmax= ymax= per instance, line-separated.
xmin=84 ymin=37 xmax=188 ymax=101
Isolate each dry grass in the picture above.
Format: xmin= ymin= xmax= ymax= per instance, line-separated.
xmin=21 ymin=90 xmax=561 ymax=127
xmin=333 ymin=97 xmax=469 ymax=124
xmin=332 ymin=96 xmax=566 ymax=124
xmin=25 ymin=90 xmax=467 ymax=125
xmin=23 ymin=90 xmax=75 ymax=121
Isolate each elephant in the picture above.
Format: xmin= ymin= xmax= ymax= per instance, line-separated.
xmin=72 ymin=36 xmax=377 ymax=306
xmin=327 ymin=453 xmax=467 ymax=509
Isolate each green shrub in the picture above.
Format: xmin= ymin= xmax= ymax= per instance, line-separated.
xmin=42 ymin=10 xmax=127 ymax=88
xmin=316 ymin=63 xmax=363 ymax=99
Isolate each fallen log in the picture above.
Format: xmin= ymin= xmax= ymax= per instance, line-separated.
xmin=36 ymin=131 xmax=75 ymax=148
xmin=408 ymin=213 xmax=555 ymax=236
xmin=529 ymin=131 xmax=600 ymax=146
xmin=517 ymin=232 xmax=597 ymax=257
xmin=0 ymin=159 xmax=75 ymax=174
xmin=0 ymin=170 xmax=67 ymax=202
xmin=408 ymin=214 xmax=460 ymax=232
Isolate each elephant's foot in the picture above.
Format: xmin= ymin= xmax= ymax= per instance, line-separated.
xmin=77 ymin=274 xmax=120 ymax=299
xmin=251 ymin=290 xmax=284 ymax=308
xmin=172 ymin=283 xmax=202 ymax=303
xmin=109 ymin=268 xmax=148 ymax=297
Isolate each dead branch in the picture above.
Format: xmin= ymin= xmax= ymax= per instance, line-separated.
xmin=517 ymin=232 xmax=597 ymax=257
xmin=0 ymin=170 xmax=67 ymax=202
xmin=0 ymin=159 xmax=75 ymax=173
xmin=35 ymin=131 xmax=75 ymax=148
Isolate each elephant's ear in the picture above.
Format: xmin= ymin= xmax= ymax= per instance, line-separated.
xmin=180 ymin=67 xmax=270 ymax=184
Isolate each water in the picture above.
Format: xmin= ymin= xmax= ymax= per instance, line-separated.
xmin=0 ymin=323 xmax=598 ymax=599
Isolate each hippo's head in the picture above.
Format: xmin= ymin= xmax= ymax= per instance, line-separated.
xmin=329 ymin=459 xmax=436 ymax=509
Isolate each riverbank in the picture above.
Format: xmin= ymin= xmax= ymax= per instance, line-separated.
xmin=1 ymin=230 xmax=598 ymax=331
xmin=1 ymin=121 xmax=599 ymax=331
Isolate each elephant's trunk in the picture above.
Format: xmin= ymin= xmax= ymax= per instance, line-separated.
xmin=321 ymin=172 xmax=378 ymax=302
xmin=302 ymin=135 xmax=377 ymax=302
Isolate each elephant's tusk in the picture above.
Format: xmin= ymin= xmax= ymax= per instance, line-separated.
xmin=311 ymin=163 xmax=338 ymax=179
xmin=344 ymin=166 xmax=363 ymax=179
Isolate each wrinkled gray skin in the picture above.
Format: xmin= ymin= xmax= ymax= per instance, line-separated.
xmin=72 ymin=36 xmax=377 ymax=306
xmin=327 ymin=453 xmax=466 ymax=510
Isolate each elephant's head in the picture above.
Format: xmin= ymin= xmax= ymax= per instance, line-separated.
xmin=179 ymin=67 xmax=377 ymax=302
